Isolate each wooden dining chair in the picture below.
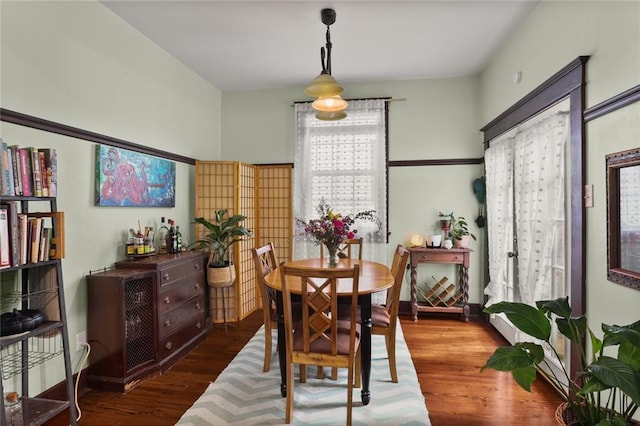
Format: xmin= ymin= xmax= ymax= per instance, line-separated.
xmin=373 ymin=244 xmax=410 ymax=382
xmin=251 ymin=242 xmax=280 ymax=372
xmin=336 ymin=244 xmax=409 ymax=383
xmin=320 ymin=237 xmax=363 ymax=259
xmin=279 ymin=263 xmax=362 ymax=426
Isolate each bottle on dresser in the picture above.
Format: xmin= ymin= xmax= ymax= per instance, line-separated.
xmin=167 ymin=219 xmax=177 ymax=253
xmin=176 ymin=225 xmax=182 ymax=252
xmin=158 ymin=217 xmax=169 ymax=254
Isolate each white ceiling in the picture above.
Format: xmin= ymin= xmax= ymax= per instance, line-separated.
xmin=100 ymin=0 xmax=540 ymax=92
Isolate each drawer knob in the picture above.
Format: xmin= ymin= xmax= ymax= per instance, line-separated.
xmin=164 ymin=297 xmax=171 ymax=304
xmin=195 ymin=283 xmax=200 ymax=290
xmin=165 ymin=341 xmax=173 ymax=350
xmin=195 ymin=303 xmax=201 ymax=310
xmin=163 ymin=273 xmax=170 ymax=281
xmin=194 ymin=263 xmax=201 ymax=270
xmin=164 ymin=320 xmax=172 ymax=327
xmin=196 ymin=321 xmax=202 ymax=329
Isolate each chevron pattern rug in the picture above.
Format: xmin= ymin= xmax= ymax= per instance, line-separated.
xmin=176 ymin=324 xmax=431 ymax=425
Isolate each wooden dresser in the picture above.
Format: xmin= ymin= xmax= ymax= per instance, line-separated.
xmin=87 ymin=252 xmax=209 ymax=392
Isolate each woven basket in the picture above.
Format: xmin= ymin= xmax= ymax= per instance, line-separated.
xmin=555 ymin=402 xmax=640 ymax=425
xmin=207 ymin=264 xmax=236 ymax=288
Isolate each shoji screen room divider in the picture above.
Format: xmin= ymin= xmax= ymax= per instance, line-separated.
xmin=195 ymin=161 xmax=292 ymax=323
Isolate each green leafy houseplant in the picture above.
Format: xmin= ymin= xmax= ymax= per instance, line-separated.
xmin=190 ymin=209 xmax=253 ymax=267
xmin=449 ymin=214 xmax=476 ymax=242
xmin=482 ymin=297 xmax=640 ymax=425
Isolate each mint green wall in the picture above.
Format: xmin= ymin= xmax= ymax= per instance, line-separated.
xmin=480 ymin=1 xmax=640 ymax=338
xmin=1 ymin=1 xmax=221 ymax=393
xmin=222 ymin=77 xmax=486 ymax=304
xmin=3 ymin=0 xmax=638 ymax=402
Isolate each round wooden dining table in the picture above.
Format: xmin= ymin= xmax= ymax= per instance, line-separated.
xmin=264 ymin=258 xmax=394 ymax=405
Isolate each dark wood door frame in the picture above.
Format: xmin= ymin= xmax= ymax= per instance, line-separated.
xmin=480 ymin=56 xmax=589 ymax=381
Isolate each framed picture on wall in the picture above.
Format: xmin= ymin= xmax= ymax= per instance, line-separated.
xmin=606 ymin=147 xmax=640 ymax=290
xmin=95 ymin=145 xmax=176 ymax=207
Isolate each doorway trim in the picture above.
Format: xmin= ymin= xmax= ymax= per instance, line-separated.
xmin=480 ymin=56 xmax=589 ymax=381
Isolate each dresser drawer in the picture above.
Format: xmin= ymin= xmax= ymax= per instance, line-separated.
xmin=159 ymin=312 xmax=206 ymax=359
xmin=158 ymin=295 xmax=205 ymax=339
xmin=158 ymin=257 xmax=204 ymax=288
xmin=157 ymin=274 xmax=205 ymax=315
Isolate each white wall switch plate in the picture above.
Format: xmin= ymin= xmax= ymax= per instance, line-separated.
xmin=584 ymin=184 xmax=594 ymax=208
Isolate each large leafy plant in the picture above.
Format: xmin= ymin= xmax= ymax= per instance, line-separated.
xmin=190 ymin=209 xmax=253 ymax=267
xmin=482 ymin=297 xmax=640 ymax=425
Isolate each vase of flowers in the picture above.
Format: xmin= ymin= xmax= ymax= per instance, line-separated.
xmin=297 ymin=199 xmax=379 ymax=268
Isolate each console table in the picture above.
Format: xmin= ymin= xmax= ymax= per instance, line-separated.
xmin=408 ymin=247 xmax=471 ymax=322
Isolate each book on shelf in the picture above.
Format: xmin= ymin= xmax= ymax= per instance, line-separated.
xmin=29 ymin=216 xmax=42 ymax=264
xmin=38 ymin=151 xmax=49 ymax=197
xmin=39 ymin=148 xmax=57 ymax=197
xmin=39 ymin=227 xmax=51 ymax=262
xmin=30 ymin=147 xmax=43 ymax=197
xmin=18 ymin=147 xmax=33 ymax=197
xmin=1 ymin=201 xmax=20 ymax=267
xmin=18 ymin=213 xmax=28 ymax=265
xmin=9 ymin=145 xmax=22 ymax=196
xmin=0 ymin=206 xmax=9 ymax=268
xmin=1 ymin=140 xmax=16 ymax=196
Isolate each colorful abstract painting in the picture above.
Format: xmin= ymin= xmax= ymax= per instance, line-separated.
xmin=95 ymin=145 xmax=175 ymax=207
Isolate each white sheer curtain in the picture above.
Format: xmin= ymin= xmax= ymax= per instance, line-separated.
xmin=293 ymin=99 xmax=387 ymax=277
xmin=513 ymin=112 xmax=568 ymax=305
xmin=484 ymin=135 xmax=515 ymax=307
xmin=484 ymin=108 xmax=569 ymax=307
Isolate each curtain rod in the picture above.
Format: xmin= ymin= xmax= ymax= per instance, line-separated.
xmin=291 ymin=97 xmax=405 ymax=107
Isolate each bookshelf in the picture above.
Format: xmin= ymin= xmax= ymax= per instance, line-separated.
xmin=0 ymin=195 xmax=76 ymax=426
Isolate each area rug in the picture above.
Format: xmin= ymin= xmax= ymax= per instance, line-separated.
xmin=176 ymin=324 xmax=431 ymax=425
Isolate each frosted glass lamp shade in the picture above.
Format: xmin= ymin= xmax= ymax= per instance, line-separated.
xmin=410 ymin=234 xmax=425 ymax=247
xmin=305 ymin=73 xmax=344 ymax=98
xmin=312 ymin=95 xmax=348 ymax=112
xmin=315 ymin=110 xmax=347 ymax=121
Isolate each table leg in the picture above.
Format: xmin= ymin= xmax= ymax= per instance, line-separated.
xmin=359 ymin=294 xmax=372 ymax=405
xmin=459 ymin=265 xmax=470 ymax=322
xmin=275 ymin=291 xmax=287 ymax=397
xmin=410 ymin=261 xmax=418 ymax=321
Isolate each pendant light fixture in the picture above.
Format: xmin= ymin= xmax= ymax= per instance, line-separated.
xmin=305 ymin=8 xmax=348 ymax=120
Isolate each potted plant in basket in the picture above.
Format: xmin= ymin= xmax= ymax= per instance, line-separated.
xmin=449 ymin=214 xmax=476 ymax=248
xmin=189 ymin=209 xmax=253 ymax=288
xmin=482 ymin=297 xmax=640 ymax=425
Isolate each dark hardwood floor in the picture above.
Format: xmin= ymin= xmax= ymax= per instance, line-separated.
xmin=46 ymin=310 xmax=562 ymax=425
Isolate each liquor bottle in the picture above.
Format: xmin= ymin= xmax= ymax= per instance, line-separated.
xmin=168 ymin=219 xmax=177 ymax=253
xmin=176 ymin=225 xmax=183 ymax=252
xmin=158 ymin=217 xmax=169 ymax=254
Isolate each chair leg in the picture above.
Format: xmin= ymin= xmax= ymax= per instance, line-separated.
xmin=316 ymin=365 xmax=324 ymax=379
xmin=331 ymin=367 xmax=338 ymax=380
xmin=263 ymin=322 xmax=272 ymax=372
xmin=386 ymin=331 xmax=398 ymax=383
xmin=346 ymin=365 xmax=353 ymax=426
xmin=355 ymin=348 xmax=361 ymax=389
xmin=300 ymin=364 xmax=307 ymax=383
xmin=285 ymin=361 xmax=294 ymax=424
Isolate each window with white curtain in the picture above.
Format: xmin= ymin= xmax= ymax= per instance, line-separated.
xmin=293 ymin=99 xmax=388 ymax=266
